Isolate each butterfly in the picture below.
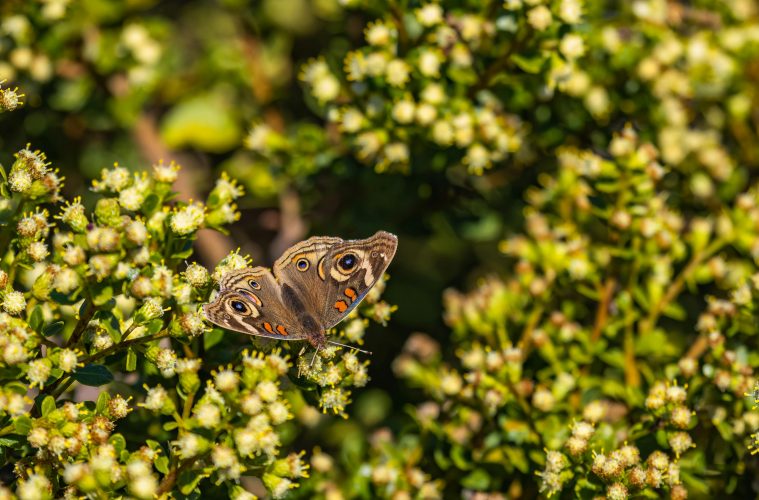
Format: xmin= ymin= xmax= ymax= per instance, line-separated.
xmin=203 ymin=231 xmax=398 ymax=353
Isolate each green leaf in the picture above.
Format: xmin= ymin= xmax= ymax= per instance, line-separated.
xmin=73 ymin=364 xmax=114 ymax=387
xmin=92 ymin=284 xmax=114 ymax=306
xmin=126 ymin=349 xmax=137 ymax=371
xmin=178 ymin=469 xmax=206 ymax=495
xmin=160 ymin=92 xmax=242 ymax=153
xmin=29 ymin=306 xmax=43 ymax=332
xmin=163 ymin=421 xmax=179 ymax=431
xmin=96 ymin=391 xmax=110 ymax=414
xmin=142 ymin=194 xmax=160 ymax=216
xmin=14 ymin=415 xmax=31 ymax=435
xmin=450 ymin=445 xmax=472 ymax=470
xmin=461 ymin=468 xmax=490 ymax=490
xmin=146 ymin=319 xmax=164 ymax=335
xmin=109 ymin=433 xmax=127 ymax=454
xmin=171 ymin=247 xmax=194 ymax=260
xmin=503 ymin=446 xmax=529 ymax=474
xmin=204 ymin=328 xmax=224 ymax=350
xmin=41 ymin=396 xmax=56 ymax=417
xmin=4 ymin=381 xmax=27 ymax=395
xmin=432 ymin=448 xmax=451 ymax=470
xmin=0 ymin=436 xmax=22 ymax=448
xmin=511 ymin=53 xmax=545 ymax=74
xmin=49 ymin=291 xmax=80 ymax=305
xmin=42 ymin=321 xmax=65 ymax=337
xmin=155 ymin=456 xmax=170 ymax=474
xmin=98 ymin=311 xmax=122 ymax=343
xmin=662 ymin=301 xmax=686 ymax=320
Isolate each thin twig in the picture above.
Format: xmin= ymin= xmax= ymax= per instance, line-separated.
xmin=640 ymin=239 xmax=725 ymax=335
xmin=591 ymin=278 xmax=616 ymax=342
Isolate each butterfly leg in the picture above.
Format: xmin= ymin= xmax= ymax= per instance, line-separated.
xmin=309 ymin=345 xmax=321 ymax=370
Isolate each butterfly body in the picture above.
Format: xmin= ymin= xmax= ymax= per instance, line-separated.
xmin=203 ymin=231 xmax=398 ymax=348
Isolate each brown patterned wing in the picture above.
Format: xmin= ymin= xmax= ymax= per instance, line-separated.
xmin=319 ymin=231 xmax=398 ymax=330
xmin=203 ymin=267 xmax=307 ymax=341
xmin=272 ymin=236 xmax=343 ymax=318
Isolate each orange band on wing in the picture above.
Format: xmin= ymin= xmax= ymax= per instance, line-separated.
xmin=344 ymin=288 xmax=357 ymax=302
xmin=263 ymin=322 xmax=274 ymax=333
xmin=334 ymin=300 xmax=348 ymax=313
xmin=276 ymin=325 xmax=289 ymax=336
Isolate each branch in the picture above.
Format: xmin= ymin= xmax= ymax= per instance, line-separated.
xmin=591 ymin=278 xmax=617 ymax=342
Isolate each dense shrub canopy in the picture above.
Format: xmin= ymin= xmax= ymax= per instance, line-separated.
xmin=0 ymin=0 xmax=758 ymax=498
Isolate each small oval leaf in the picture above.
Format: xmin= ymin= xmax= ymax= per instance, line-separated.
xmin=73 ymin=364 xmax=114 ymax=387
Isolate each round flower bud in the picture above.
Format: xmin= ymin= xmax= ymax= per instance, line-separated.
xmin=135 ymin=297 xmax=164 ymax=324
xmin=17 ymin=216 xmax=39 ymax=238
xmin=606 ymin=482 xmax=628 ymax=500
xmin=668 ymin=431 xmax=694 ymax=456
xmin=125 ymin=219 xmax=148 ymax=246
xmin=2 ymin=290 xmax=26 ymax=315
xmin=565 ymin=436 xmax=588 ymax=456
xmin=27 ymin=358 xmax=52 ymax=388
xmin=94 ymin=198 xmax=122 ymax=227
xmin=58 ymin=349 xmax=79 ymax=372
xmin=257 ymin=380 xmax=279 ymax=403
xmin=152 ymin=161 xmax=179 ymax=183
xmin=214 ymin=369 xmax=239 ymax=392
xmin=27 ymin=241 xmax=49 ymax=262
xmin=59 ymin=200 xmax=89 ymax=233
xmin=62 ymin=245 xmax=86 ymax=266
xmin=194 ymin=403 xmax=221 ymax=428
xmin=170 ymin=203 xmax=205 ymax=235
xmin=108 ymin=395 xmax=131 ymax=419
xmin=670 ymin=406 xmax=692 ymax=429
xmin=8 ymin=169 xmax=32 ymax=193
xmin=184 ymin=263 xmax=209 ymax=287
xmin=527 ymin=6 xmax=552 ymax=31
xmin=142 ymin=386 xmax=175 ymax=414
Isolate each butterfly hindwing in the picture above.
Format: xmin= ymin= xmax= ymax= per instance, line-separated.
xmin=319 ymin=231 xmax=398 ymax=329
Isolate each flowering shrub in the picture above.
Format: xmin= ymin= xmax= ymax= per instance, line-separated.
xmin=393 ymin=128 xmax=758 ymax=497
xmin=0 ymin=87 xmax=394 ymax=498
xmin=2 ymin=0 xmax=759 ymax=498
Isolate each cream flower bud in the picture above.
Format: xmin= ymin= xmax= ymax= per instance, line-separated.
xmin=2 ymin=290 xmax=26 ymax=315
xmin=27 ymin=241 xmax=49 ymax=262
xmin=8 ymin=169 xmax=32 ymax=193
xmin=195 ymin=403 xmax=221 ymax=428
xmin=53 ymin=267 xmax=80 ymax=294
xmin=214 ymin=369 xmax=239 ymax=392
xmin=27 ymin=358 xmax=52 ymax=388
xmin=58 ymin=348 xmax=79 ymax=372
xmin=416 ymin=3 xmax=443 ymax=26
xmin=385 ymin=59 xmax=410 ymax=87
xmin=136 ymin=297 xmax=164 ymax=323
xmin=170 ymin=203 xmax=205 ymax=235
xmin=108 ymin=395 xmax=131 ymax=419
xmin=184 ymin=263 xmax=210 ymax=287
xmin=527 ymin=6 xmax=553 ymax=31
xmin=152 ymin=161 xmax=179 ymax=183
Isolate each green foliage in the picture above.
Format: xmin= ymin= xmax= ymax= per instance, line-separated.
xmin=1 ymin=0 xmax=759 ymax=498
xmin=0 ymin=82 xmax=393 ymax=498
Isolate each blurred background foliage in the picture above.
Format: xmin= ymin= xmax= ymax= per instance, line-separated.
xmin=2 ymin=0 xmax=759 ymax=497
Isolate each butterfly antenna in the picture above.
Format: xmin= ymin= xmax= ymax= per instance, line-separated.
xmin=327 ymin=340 xmax=372 ymax=355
